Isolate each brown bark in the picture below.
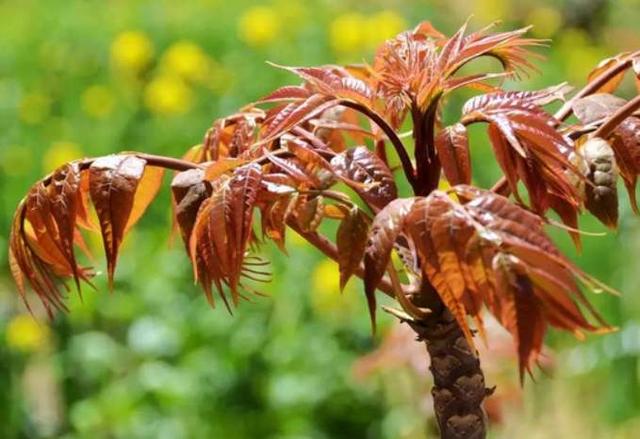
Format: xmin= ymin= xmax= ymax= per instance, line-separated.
xmin=409 ymin=290 xmax=492 ymax=439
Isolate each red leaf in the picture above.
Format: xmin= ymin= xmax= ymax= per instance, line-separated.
xmin=435 ymin=123 xmax=471 ymax=185
xmin=336 ymin=207 xmax=369 ymax=290
xmin=331 ymin=146 xmax=398 ymax=211
xmin=364 ymin=198 xmax=417 ymax=328
xmin=89 ymin=155 xmax=158 ymax=285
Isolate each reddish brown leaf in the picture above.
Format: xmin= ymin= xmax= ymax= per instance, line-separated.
xmin=294 ymin=196 xmax=324 ymax=232
xmin=336 ymin=207 xmax=369 ymax=290
xmin=435 ymin=123 xmax=471 ymax=185
xmin=258 ymin=85 xmax=312 ymax=103
xmin=331 ymin=146 xmax=397 ymax=211
xmin=171 ymin=169 xmax=210 ymax=251
xmin=89 ymin=155 xmax=156 ymax=285
xmin=263 ymin=94 xmax=338 ymax=140
xmin=492 ymin=254 xmax=545 ymax=381
xmin=364 ymin=198 xmax=417 ymax=328
xmin=609 ymin=117 xmax=640 ymax=213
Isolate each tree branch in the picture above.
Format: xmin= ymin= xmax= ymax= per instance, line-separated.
xmin=339 ymin=100 xmax=418 ymax=192
xmin=42 ymin=153 xmax=205 ymax=186
xmin=553 ymin=52 xmax=638 ymax=124
xmin=593 ymin=94 xmax=640 ymax=139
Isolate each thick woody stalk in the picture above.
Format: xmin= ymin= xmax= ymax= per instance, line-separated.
xmin=409 ymin=287 xmax=491 ymax=439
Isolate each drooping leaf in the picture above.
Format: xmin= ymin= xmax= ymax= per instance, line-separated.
xmin=89 ymin=155 xmax=159 ymax=285
xmin=492 ymin=253 xmax=546 ymax=381
xmin=401 ymin=187 xmax=612 ymax=374
xmin=364 ymin=198 xmax=417 ymax=328
xmin=463 ymin=90 xmax=581 ymax=214
xmin=336 ymin=207 xmax=369 ymax=290
xmin=171 ymin=169 xmax=211 ymax=251
xmin=434 ymin=123 xmax=471 ymax=185
xmin=406 ymin=193 xmax=477 ymax=346
xmin=188 ymin=164 xmax=265 ymax=308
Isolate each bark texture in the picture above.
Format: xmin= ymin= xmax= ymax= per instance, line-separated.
xmin=409 ymin=308 xmax=492 ymax=439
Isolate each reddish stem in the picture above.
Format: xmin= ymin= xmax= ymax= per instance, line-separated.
xmin=553 ymin=54 xmax=637 ymax=124
xmin=593 ymin=94 xmax=640 ymax=138
xmin=340 ymin=100 xmax=418 ymax=191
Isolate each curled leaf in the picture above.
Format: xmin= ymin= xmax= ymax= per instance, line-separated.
xmin=580 ymin=137 xmax=619 ymax=228
xmin=331 ymin=146 xmax=397 ymax=210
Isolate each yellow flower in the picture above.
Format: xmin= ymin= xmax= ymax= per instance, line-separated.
xmin=311 ymin=258 xmax=359 ymax=316
xmin=110 ymin=30 xmax=154 ymax=73
xmin=6 ymin=314 xmax=50 ymax=352
xmin=329 ymin=12 xmax=367 ymax=54
xmin=527 ymin=7 xmax=562 ymax=38
xmin=365 ymin=11 xmax=407 ymax=49
xmin=144 ymin=74 xmax=193 ymax=115
xmin=238 ymin=6 xmax=280 ymax=48
xmin=160 ymin=40 xmax=211 ymax=83
xmin=42 ymin=141 xmax=83 ymax=173
xmin=19 ymin=93 xmax=51 ymax=125
xmin=473 ymin=0 xmax=511 ymax=24
xmin=81 ymin=85 xmax=116 ymax=119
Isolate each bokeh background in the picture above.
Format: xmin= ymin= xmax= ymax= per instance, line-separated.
xmin=2 ymin=0 xmax=640 ymax=437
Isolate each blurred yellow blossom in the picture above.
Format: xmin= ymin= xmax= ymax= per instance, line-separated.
xmin=19 ymin=92 xmax=51 ymax=125
xmin=238 ymin=6 xmax=280 ymax=48
xmin=160 ymin=40 xmax=211 ymax=83
xmin=144 ymin=74 xmax=193 ymax=115
xmin=6 ymin=314 xmax=50 ymax=353
xmin=42 ymin=141 xmax=83 ymax=173
xmin=110 ymin=30 xmax=154 ymax=73
xmin=329 ymin=12 xmax=367 ymax=54
xmin=312 ymin=259 xmax=341 ymax=295
xmin=81 ymin=85 xmax=116 ymax=119
xmin=473 ymin=0 xmax=511 ymax=25
xmin=365 ymin=11 xmax=407 ymax=49
xmin=311 ymin=258 xmax=359 ymax=316
xmin=527 ymin=6 xmax=562 ymax=38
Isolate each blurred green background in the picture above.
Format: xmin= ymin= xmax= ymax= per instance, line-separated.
xmin=2 ymin=0 xmax=640 ymax=437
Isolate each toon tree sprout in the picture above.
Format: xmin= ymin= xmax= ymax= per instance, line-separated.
xmin=10 ymin=21 xmax=640 ymax=439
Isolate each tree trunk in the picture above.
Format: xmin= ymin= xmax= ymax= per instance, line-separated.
xmin=408 ymin=292 xmax=492 ymax=439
